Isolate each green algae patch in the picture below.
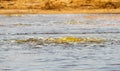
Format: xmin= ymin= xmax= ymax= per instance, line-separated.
xmin=15 ymin=36 xmax=104 ymax=44
xmin=16 ymin=38 xmax=39 ymax=43
xmin=46 ymin=37 xmax=103 ymax=44
xmin=54 ymin=36 xmax=84 ymax=43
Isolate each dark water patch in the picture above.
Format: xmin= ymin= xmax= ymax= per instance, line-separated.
xmin=109 ymin=63 xmax=120 ymax=66
xmin=0 ymin=32 xmax=120 ymax=36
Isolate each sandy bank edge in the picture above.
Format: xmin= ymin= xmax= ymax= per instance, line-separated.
xmin=0 ymin=9 xmax=120 ymax=14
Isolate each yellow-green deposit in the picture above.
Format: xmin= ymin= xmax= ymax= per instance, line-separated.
xmin=15 ymin=36 xmax=103 ymax=44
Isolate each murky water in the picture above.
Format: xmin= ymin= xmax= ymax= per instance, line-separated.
xmin=0 ymin=14 xmax=120 ymax=71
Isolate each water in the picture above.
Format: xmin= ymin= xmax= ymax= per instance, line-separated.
xmin=0 ymin=14 xmax=120 ymax=71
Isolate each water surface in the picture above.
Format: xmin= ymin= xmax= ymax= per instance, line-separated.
xmin=0 ymin=14 xmax=120 ymax=71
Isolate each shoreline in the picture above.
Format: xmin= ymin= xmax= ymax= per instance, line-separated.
xmin=0 ymin=9 xmax=120 ymax=14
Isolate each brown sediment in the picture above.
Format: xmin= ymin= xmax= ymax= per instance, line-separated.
xmin=0 ymin=0 xmax=120 ymax=14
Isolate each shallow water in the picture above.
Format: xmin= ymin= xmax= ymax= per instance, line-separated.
xmin=0 ymin=14 xmax=120 ymax=71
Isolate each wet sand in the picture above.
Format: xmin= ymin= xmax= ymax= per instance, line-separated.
xmin=0 ymin=9 xmax=120 ymax=14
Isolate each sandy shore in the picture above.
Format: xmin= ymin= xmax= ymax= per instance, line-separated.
xmin=0 ymin=9 xmax=120 ymax=14
xmin=0 ymin=0 xmax=120 ymax=14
